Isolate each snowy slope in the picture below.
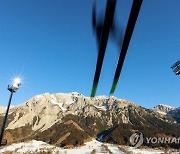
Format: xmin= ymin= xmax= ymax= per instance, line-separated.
xmin=0 ymin=139 xmax=176 ymax=154
xmin=0 ymin=139 xmax=125 ymax=154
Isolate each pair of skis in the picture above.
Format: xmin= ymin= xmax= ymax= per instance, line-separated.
xmin=91 ymin=0 xmax=143 ymax=97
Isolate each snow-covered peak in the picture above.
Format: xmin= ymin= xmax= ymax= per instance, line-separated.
xmin=158 ymin=104 xmax=175 ymax=109
xmin=153 ymin=104 xmax=175 ymax=115
xmin=154 ymin=104 xmax=174 ymax=111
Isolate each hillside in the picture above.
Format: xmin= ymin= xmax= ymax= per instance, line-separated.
xmin=0 ymin=92 xmax=179 ymax=150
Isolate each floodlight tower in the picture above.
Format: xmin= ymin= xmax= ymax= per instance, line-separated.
xmin=0 ymin=77 xmax=21 ymax=146
xmin=171 ymin=61 xmax=180 ymax=75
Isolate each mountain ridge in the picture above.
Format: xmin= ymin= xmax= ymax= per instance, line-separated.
xmin=0 ymin=92 xmax=179 ymax=149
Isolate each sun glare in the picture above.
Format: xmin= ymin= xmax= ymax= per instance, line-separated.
xmin=12 ymin=76 xmax=22 ymax=88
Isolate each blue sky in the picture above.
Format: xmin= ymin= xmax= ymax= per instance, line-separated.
xmin=0 ymin=0 xmax=179 ymax=108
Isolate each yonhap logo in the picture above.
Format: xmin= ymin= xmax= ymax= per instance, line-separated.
xmin=129 ymin=132 xmax=143 ymax=148
xmin=129 ymin=132 xmax=180 ymax=148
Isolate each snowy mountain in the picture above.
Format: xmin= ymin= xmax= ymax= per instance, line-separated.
xmin=153 ymin=104 xmax=175 ymax=115
xmin=153 ymin=104 xmax=180 ymax=124
xmin=4 ymin=92 xmax=136 ymax=132
xmin=0 ymin=92 xmax=180 ymax=150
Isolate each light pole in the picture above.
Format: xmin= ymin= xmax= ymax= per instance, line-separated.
xmin=171 ymin=61 xmax=180 ymax=75
xmin=0 ymin=77 xmax=21 ymax=146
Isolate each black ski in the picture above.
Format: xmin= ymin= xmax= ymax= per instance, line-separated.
xmin=110 ymin=0 xmax=143 ymax=95
xmin=91 ymin=0 xmax=117 ymax=97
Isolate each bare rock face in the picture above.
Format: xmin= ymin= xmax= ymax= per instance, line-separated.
xmin=0 ymin=106 xmax=6 ymax=114
xmin=4 ymin=92 xmax=134 ymax=132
